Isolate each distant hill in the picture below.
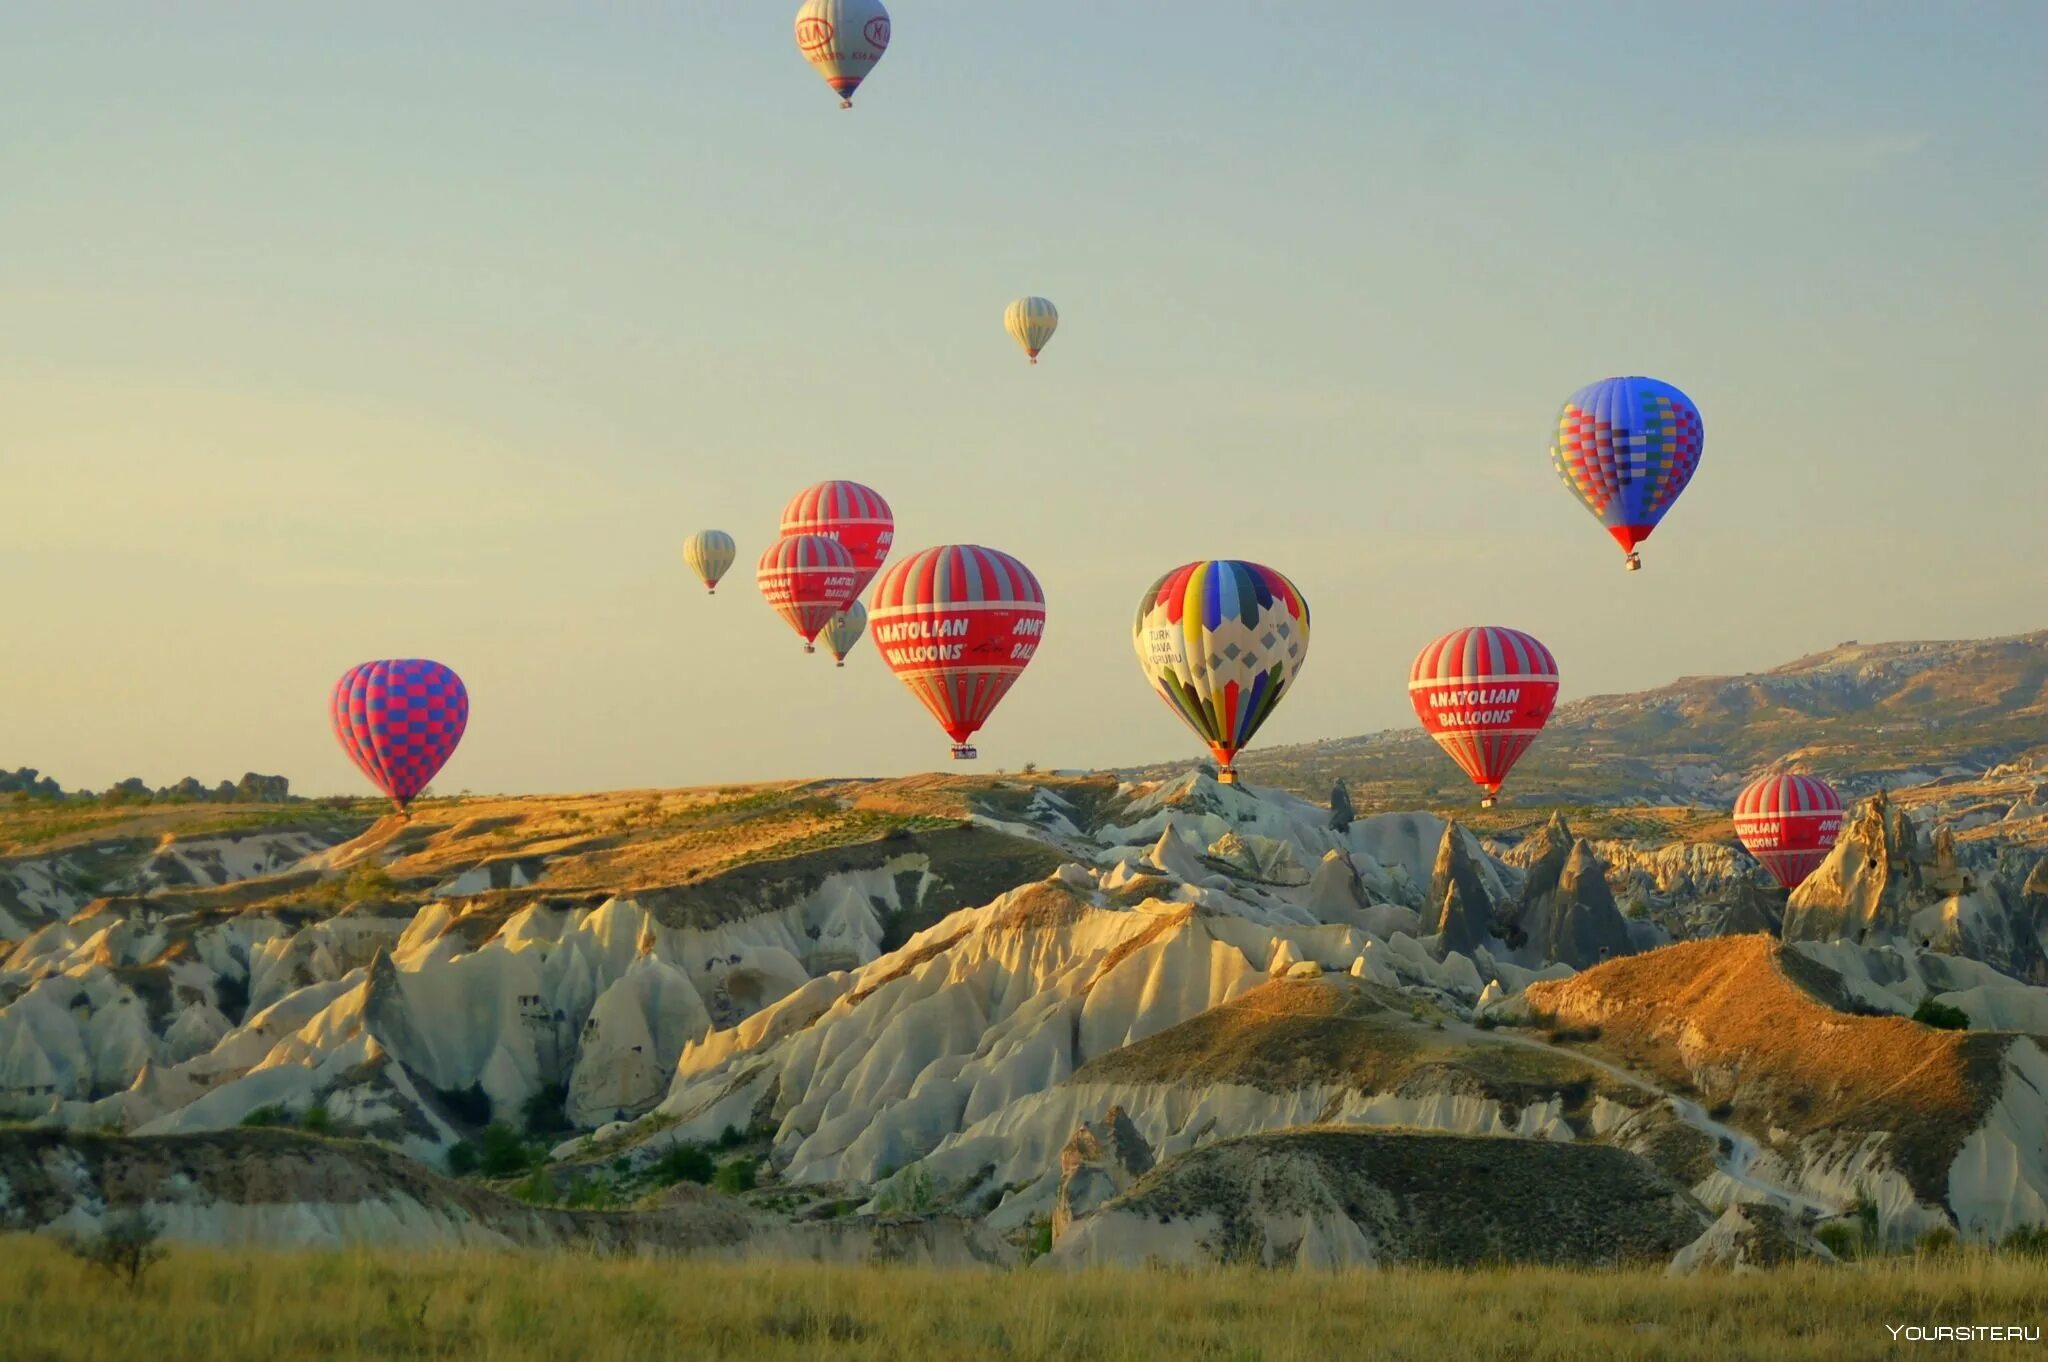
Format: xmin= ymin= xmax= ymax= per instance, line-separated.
xmin=1191 ymin=631 xmax=2048 ymax=809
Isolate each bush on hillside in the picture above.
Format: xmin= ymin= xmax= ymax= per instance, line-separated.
xmin=711 ymin=1157 xmax=757 ymax=1195
xmin=1911 ymin=997 xmax=1970 ymax=1031
xmin=652 ymin=1144 xmax=716 ymax=1186
xmin=445 ymin=1142 xmax=480 ymax=1177
xmin=477 ymin=1122 xmax=538 ymax=1178
xmin=60 ymin=1209 xmax=168 ymax=1291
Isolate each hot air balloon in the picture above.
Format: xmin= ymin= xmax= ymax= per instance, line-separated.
xmin=1734 ymin=773 xmax=1844 ymax=891
xmin=1550 ymin=376 xmax=1704 ymax=571
xmin=822 ymin=601 xmax=867 ymax=667
xmin=758 ymin=534 xmax=859 ymax=652
xmin=330 ymin=659 xmax=468 ymax=812
xmin=1132 ymin=561 xmax=1310 ymax=785
xmin=1409 ymin=627 xmax=1558 ymax=808
xmin=683 ymin=529 xmax=736 ymax=595
xmin=871 ymin=545 xmax=1044 ymax=759
xmin=780 ymin=480 xmax=894 ymax=595
xmin=1004 ymin=297 xmax=1059 ymax=365
xmin=794 ymin=0 xmax=890 ymax=109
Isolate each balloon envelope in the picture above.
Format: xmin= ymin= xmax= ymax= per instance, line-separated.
xmin=823 ymin=600 xmax=867 ymax=666
xmin=871 ymin=545 xmax=1044 ymax=758
xmin=1550 ymin=376 xmax=1704 ymax=570
xmin=780 ymin=480 xmax=894 ymax=596
xmin=1408 ymin=627 xmax=1559 ymax=805
xmin=331 ymin=659 xmax=468 ymax=809
xmin=794 ymin=0 xmax=890 ymax=107
xmin=1734 ymin=773 xmax=1844 ymax=890
xmin=1133 ymin=561 xmax=1310 ymax=782
xmin=758 ymin=534 xmax=859 ymax=650
xmin=1004 ymin=297 xmax=1059 ymax=364
xmin=683 ymin=529 xmax=736 ymax=594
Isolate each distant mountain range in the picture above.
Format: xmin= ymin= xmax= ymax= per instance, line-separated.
xmin=1173 ymin=632 xmax=2048 ymax=810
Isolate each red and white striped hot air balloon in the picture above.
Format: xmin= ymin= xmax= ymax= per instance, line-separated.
xmin=758 ymin=534 xmax=859 ymax=652
xmin=870 ymin=545 xmax=1045 ymax=760
xmin=1409 ymin=627 xmax=1561 ymax=808
xmin=780 ymin=480 xmax=894 ymax=597
xmin=1733 ymin=773 xmax=1844 ymax=891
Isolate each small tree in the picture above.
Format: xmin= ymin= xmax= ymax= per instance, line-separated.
xmin=62 ymin=1209 xmax=168 ymax=1291
xmin=711 ymin=1156 xmax=757 ymax=1195
xmin=1912 ymin=997 xmax=1971 ymax=1031
xmin=1329 ymin=779 xmax=1355 ymax=833
xmin=652 ymin=1144 xmax=715 ymax=1186
xmin=477 ymin=1122 xmax=536 ymax=1177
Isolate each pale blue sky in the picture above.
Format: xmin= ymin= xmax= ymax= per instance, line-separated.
xmin=3 ymin=3 xmax=2044 ymax=796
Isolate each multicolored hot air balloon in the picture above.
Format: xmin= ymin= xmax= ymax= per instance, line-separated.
xmin=330 ymin=659 xmax=468 ymax=812
xmin=1004 ymin=297 xmax=1059 ymax=365
xmin=758 ymin=534 xmax=858 ymax=652
xmin=683 ymin=529 xmax=736 ymax=595
xmin=1734 ymin=773 xmax=1844 ymax=891
xmin=871 ymin=545 xmax=1044 ymax=759
xmin=1409 ymin=627 xmax=1559 ymax=808
xmin=822 ymin=601 xmax=867 ymax=667
xmin=793 ymin=0 xmax=890 ymax=109
xmin=1551 ymin=376 xmax=1704 ymax=571
xmin=780 ymin=480 xmax=894 ymax=596
xmin=1133 ymin=561 xmax=1310 ymax=785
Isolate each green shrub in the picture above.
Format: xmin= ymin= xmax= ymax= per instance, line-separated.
xmin=445 ymin=1142 xmax=480 ymax=1177
xmin=478 ymin=1122 xmax=538 ymax=1178
xmin=1816 ymin=1223 xmax=1859 ymax=1260
xmin=239 ymin=1105 xmax=288 ymax=1129
xmin=300 ymin=1105 xmax=333 ymax=1136
xmin=521 ymin=1083 xmax=569 ymax=1137
xmin=717 ymin=1124 xmax=747 ymax=1150
xmin=652 ymin=1145 xmax=715 ymax=1186
xmin=59 ymin=1209 xmax=168 ymax=1291
xmin=711 ymin=1157 xmax=757 ymax=1195
xmin=1912 ymin=997 xmax=1971 ymax=1031
xmin=1915 ymin=1227 xmax=1959 ymax=1257
xmin=1025 ymin=1218 xmax=1053 ymax=1261
xmin=2000 ymin=1224 xmax=2048 ymax=1258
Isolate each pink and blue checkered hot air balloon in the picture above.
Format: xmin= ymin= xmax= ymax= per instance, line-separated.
xmin=1550 ymin=376 xmax=1704 ymax=572
xmin=330 ymin=660 xmax=469 ymax=811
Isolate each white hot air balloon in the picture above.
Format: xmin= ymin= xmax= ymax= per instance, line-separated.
xmin=794 ymin=0 xmax=891 ymax=109
xmin=1004 ymin=297 xmax=1059 ymax=365
xmin=822 ymin=601 xmax=867 ymax=667
xmin=683 ymin=530 xmax=737 ymax=595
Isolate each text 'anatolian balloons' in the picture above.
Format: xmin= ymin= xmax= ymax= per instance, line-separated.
xmin=758 ymin=534 xmax=859 ymax=651
xmin=1734 ymin=773 xmax=1845 ymax=891
xmin=870 ymin=545 xmax=1044 ymax=760
xmin=1133 ymin=560 xmax=1310 ymax=784
xmin=331 ymin=659 xmax=469 ymax=811
xmin=1409 ymin=626 xmax=1559 ymax=807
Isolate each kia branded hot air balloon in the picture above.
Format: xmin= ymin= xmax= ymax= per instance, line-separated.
xmin=1004 ymin=297 xmax=1059 ymax=365
xmin=757 ymin=534 xmax=859 ymax=652
xmin=822 ymin=601 xmax=867 ymax=667
xmin=683 ymin=529 xmax=736 ymax=595
xmin=1409 ymin=627 xmax=1559 ymax=808
xmin=330 ymin=659 xmax=468 ymax=813
xmin=1734 ymin=773 xmax=1845 ymax=891
xmin=793 ymin=0 xmax=890 ymax=109
xmin=1132 ymin=561 xmax=1310 ymax=785
xmin=780 ymin=480 xmax=894 ymax=596
xmin=871 ymin=545 xmax=1044 ymax=760
xmin=1550 ymin=376 xmax=1704 ymax=571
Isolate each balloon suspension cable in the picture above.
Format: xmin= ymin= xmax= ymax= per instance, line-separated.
xmin=1624 ymin=552 xmax=1642 ymax=572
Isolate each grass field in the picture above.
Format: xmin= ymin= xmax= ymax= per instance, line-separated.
xmin=2 ymin=1235 xmax=2043 ymax=1361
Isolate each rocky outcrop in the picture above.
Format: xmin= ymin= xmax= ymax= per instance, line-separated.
xmin=1053 ymin=1107 xmax=1153 ymax=1241
xmin=1428 ymin=822 xmax=1505 ymax=949
xmin=1511 ymin=815 xmax=1637 ymax=969
xmin=1667 ymin=1204 xmax=1836 ymax=1274
xmin=1783 ymin=794 xmax=1922 ymax=946
xmin=1050 ymin=1128 xmax=1712 ymax=1269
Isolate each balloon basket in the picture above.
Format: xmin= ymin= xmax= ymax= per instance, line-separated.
xmin=1217 ymin=767 xmax=1238 ymax=786
xmin=1624 ymin=553 xmax=1642 ymax=572
xmin=840 ymin=99 xmax=853 ymax=110
xmin=834 ymin=660 xmax=845 ymax=668
xmin=803 ymin=643 xmax=816 ymax=653
xmin=1480 ymin=795 xmax=1497 ymax=809
xmin=951 ymin=744 xmax=978 ymax=761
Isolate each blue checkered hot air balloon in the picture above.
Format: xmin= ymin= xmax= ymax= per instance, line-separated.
xmin=1550 ymin=376 xmax=1704 ymax=571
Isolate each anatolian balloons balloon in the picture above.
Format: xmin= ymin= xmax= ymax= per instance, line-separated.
xmin=779 ymin=480 xmax=894 ymax=597
xmin=1408 ymin=627 xmax=1559 ymax=808
xmin=1734 ymin=773 xmax=1845 ymax=891
xmin=757 ymin=534 xmax=859 ymax=652
xmin=870 ymin=545 xmax=1045 ymax=760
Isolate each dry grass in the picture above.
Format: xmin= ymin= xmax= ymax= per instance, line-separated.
xmin=2 ymin=1233 xmax=2044 ymax=1361
xmin=1525 ymin=936 xmax=2008 ymax=1199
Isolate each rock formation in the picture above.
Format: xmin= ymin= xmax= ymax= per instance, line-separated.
xmin=1053 ymin=1107 xmax=1153 ymax=1242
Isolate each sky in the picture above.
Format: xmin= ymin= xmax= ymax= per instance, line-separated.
xmin=2 ymin=3 xmax=2044 ymax=797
